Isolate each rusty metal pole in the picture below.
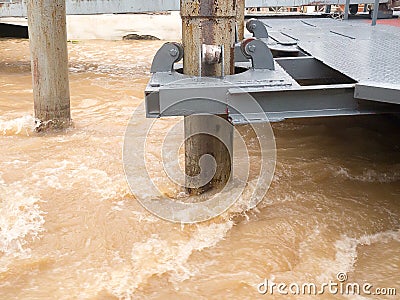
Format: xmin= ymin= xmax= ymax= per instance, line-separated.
xmin=181 ymin=0 xmax=236 ymax=195
xmin=237 ymin=0 xmax=245 ymax=41
xmin=27 ymin=0 xmax=71 ymax=131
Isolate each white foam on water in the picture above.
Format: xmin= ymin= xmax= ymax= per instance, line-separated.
xmin=317 ymin=229 xmax=400 ymax=283
xmin=102 ymin=221 xmax=234 ymax=299
xmin=99 ymin=177 xmax=274 ymax=298
xmin=67 ymin=163 xmax=120 ymax=199
xmin=334 ymin=166 xmax=400 ymax=183
xmin=0 ymin=185 xmax=46 ymax=258
xmin=0 ymin=115 xmax=36 ymax=136
xmin=130 ymin=210 xmax=161 ymax=223
xmin=30 ymin=160 xmax=130 ymax=202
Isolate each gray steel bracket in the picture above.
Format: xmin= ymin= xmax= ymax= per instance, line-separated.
xmin=150 ymin=42 xmax=183 ymax=73
xmin=242 ymin=39 xmax=275 ymax=70
xmin=234 ymin=42 xmax=250 ymax=63
xmin=246 ymin=18 xmax=300 ymax=56
xmin=246 ymin=18 xmax=269 ymax=39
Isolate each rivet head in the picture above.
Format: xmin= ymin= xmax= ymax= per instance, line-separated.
xmin=248 ymin=44 xmax=256 ymax=52
xmin=169 ymin=48 xmax=178 ymax=57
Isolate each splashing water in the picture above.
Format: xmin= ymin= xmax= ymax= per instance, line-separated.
xmin=0 ymin=38 xmax=399 ymax=299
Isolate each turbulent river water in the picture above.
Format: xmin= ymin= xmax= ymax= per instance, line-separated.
xmin=0 ymin=38 xmax=399 ymax=299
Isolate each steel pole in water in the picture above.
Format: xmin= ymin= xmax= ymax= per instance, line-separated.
xmin=27 ymin=0 xmax=71 ymax=131
xmin=181 ymin=0 xmax=236 ymax=195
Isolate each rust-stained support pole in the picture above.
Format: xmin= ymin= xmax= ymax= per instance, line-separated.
xmin=237 ymin=0 xmax=245 ymax=41
xmin=27 ymin=0 xmax=71 ymax=131
xmin=181 ymin=0 xmax=236 ymax=195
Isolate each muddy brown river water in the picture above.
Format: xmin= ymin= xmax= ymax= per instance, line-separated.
xmin=0 ymin=39 xmax=399 ymax=299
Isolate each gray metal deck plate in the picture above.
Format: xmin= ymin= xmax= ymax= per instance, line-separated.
xmin=259 ymin=18 xmax=400 ymax=103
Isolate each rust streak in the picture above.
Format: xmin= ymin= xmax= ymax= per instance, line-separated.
xmin=33 ymin=57 xmax=40 ymax=87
